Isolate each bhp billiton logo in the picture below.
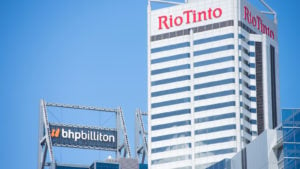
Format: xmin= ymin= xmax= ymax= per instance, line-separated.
xmin=51 ymin=128 xmax=60 ymax=138
xmin=50 ymin=127 xmax=115 ymax=143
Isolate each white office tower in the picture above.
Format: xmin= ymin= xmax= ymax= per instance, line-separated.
xmin=147 ymin=0 xmax=280 ymax=169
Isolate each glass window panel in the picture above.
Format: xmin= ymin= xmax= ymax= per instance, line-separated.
xmin=282 ymin=109 xmax=294 ymax=127
xmin=295 ymin=128 xmax=300 ymax=142
xmin=283 ymin=128 xmax=295 ymax=142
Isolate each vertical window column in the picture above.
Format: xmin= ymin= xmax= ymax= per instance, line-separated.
xmin=270 ymin=45 xmax=278 ymax=129
xmin=255 ymin=42 xmax=264 ymax=135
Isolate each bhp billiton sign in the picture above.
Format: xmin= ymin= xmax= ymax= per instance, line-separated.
xmin=49 ymin=123 xmax=117 ymax=151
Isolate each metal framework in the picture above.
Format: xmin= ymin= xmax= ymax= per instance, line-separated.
xmin=259 ymin=0 xmax=277 ymax=24
xmin=135 ymin=109 xmax=148 ymax=164
xmin=37 ymin=99 xmax=131 ymax=169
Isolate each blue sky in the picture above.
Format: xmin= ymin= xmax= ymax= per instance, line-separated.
xmin=0 ymin=0 xmax=299 ymax=168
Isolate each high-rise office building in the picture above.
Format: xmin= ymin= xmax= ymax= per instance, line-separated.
xmin=147 ymin=0 xmax=280 ymax=168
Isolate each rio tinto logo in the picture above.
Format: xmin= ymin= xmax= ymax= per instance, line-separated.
xmin=158 ymin=7 xmax=223 ymax=30
xmin=244 ymin=6 xmax=275 ymax=39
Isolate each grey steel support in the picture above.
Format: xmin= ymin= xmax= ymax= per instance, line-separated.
xmin=38 ymin=99 xmax=55 ymax=169
xmin=38 ymin=100 xmax=132 ymax=169
xmin=117 ymin=108 xmax=131 ymax=158
xmin=135 ymin=109 xmax=148 ymax=164
xmin=38 ymin=100 xmax=44 ymax=169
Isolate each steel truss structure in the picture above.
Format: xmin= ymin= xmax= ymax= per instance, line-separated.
xmin=135 ymin=109 xmax=148 ymax=164
xmin=37 ymin=99 xmax=131 ymax=169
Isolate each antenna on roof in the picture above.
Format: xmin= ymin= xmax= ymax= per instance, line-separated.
xmin=259 ymin=0 xmax=277 ymax=24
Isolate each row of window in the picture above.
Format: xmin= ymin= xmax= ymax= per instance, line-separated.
xmin=152 ymin=143 xmax=191 ymax=154
xmin=194 ymin=67 xmax=235 ymax=79
xmin=194 ymin=113 xmax=236 ymax=124
xmin=194 ymin=33 xmax=234 ymax=46
xmin=151 ymin=22 xmax=256 ymax=63
xmin=151 ymin=56 xmax=255 ymax=84
xmin=241 ymin=125 xmax=252 ymax=135
xmin=151 ymin=148 xmax=236 ymax=165
xmin=151 ymin=78 xmax=236 ymax=98
xmin=151 ymin=53 xmax=190 ymax=64
xmin=151 ymin=35 xmax=234 ymax=64
xmin=238 ymin=21 xmax=257 ymax=34
xmin=151 ymin=86 xmax=190 ymax=97
xmin=195 ymin=148 xmax=237 ymax=158
xmin=195 ymin=101 xmax=236 ymax=112
xmin=152 ymin=112 xmax=256 ymax=133
xmin=194 ymin=55 xmax=234 ymax=68
xmin=151 ymin=64 xmax=190 ymax=75
xmin=283 ymin=143 xmax=300 ymax=158
xmin=239 ymin=34 xmax=255 ymax=46
xmin=194 ymin=90 xmax=235 ymax=101
xmin=240 ymin=113 xmax=257 ymax=125
xmin=151 ymin=154 xmax=192 ymax=165
xmin=195 ymin=78 xmax=235 ymax=90
xmin=240 ymin=79 xmax=256 ymax=90
xmin=152 ymin=147 xmax=235 ymax=165
xmin=152 ymin=89 xmax=235 ymax=108
xmin=152 ymin=124 xmax=236 ymax=142
xmin=151 ymin=42 xmax=190 ymax=53
xmin=151 ymin=131 xmax=191 ymax=142
xmin=151 ymin=33 xmax=256 ymax=66
xmin=240 ymin=56 xmax=255 ymax=68
xmin=239 ymin=68 xmax=256 ymax=79
xmin=152 ymin=120 xmax=191 ymax=131
xmin=151 ymin=75 xmax=190 ymax=86
xmin=283 ymin=158 xmax=300 ymax=169
xmin=195 ymin=136 xmax=236 ymax=146
xmin=152 ymin=112 xmax=239 ymax=130
xmin=151 ymin=67 xmax=255 ymax=91
xmin=241 ymin=91 xmax=257 ymax=102
xmin=194 ymin=45 xmax=234 ymax=56
xmin=240 ymin=45 xmax=255 ymax=57
xmin=150 ymin=20 xmax=234 ymax=42
xmin=283 ymin=127 xmax=300 ymax=143
xmin=194 ymin=124 xmax=236 ymax=135
xmin=151 ymin=136 xmax=236 ymax=155
xmin=151 ymin=102 xmax=256 ymax=121
xmin=151 ymin=109 xmax=191 ymax=120
xmin=241 ymin=102 xmax=257 ymax=113
xmin=151 ymin=54 xmax=234 ymax=76
xmin=151 ymin=97 xmax=190 ymax=108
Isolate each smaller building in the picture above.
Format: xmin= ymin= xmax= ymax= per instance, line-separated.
xmin=280 ymin=109 xmax=300 ymax=169
xmin=207 ymin=109 xmax=300 ymax=169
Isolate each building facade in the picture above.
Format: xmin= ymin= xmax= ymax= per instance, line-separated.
xmin=147 ymin=0 xmax=280 ymax=168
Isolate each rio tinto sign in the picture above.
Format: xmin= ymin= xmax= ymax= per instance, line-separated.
xmin=243 ymin=6 xmax=275 ymax=39
xmin=158 ymin=7 xmax=223 ymax=30
xmin=49 ymin=123 xmax=117 ymax=151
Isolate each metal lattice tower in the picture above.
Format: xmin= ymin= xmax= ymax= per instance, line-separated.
xmin=135 ymin=109 xmax=148 ymax=164
xmin=37 ymin=99 xmax=131 ymax=169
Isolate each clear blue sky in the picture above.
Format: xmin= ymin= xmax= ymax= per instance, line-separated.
xmin=0 ymin=0 xmax=299 ymax=168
